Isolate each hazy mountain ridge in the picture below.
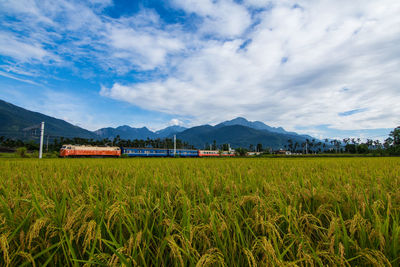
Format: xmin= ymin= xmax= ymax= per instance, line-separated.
xmin=94 ymin=125 xmax=187 ymax=140
xmin=155 ymin=125 xmax=187 ymax=138
xmin=94 ymin=125 xmax=156 ymax=140
xmin=217 ymin=117 xmax=299 ymax=135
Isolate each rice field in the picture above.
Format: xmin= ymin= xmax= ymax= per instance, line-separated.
xmin=0 ymin=157 xmax=399 ymax=266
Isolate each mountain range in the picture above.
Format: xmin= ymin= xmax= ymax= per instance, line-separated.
xmin=174 ymin=122 xmax=311 ymax=149
xmin=0 ymin=99 xmax=314 ymax=149
xmin=94 ymin=125 xmax=187 ymax=140
xmin=0 ymin=99 xmax=98 ymax=140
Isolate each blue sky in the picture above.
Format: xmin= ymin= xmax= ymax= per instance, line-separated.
xmin=0 ymin=0 xmax=399 ymax=141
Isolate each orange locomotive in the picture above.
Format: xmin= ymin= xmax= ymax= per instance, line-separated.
xmin=60 ymin=145 xmax=121 ymax=158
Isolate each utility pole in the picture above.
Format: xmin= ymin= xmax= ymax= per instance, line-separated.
xmin=39 ymin=121 xmax=44 ymax=159
xmin=173 ymin=135 xmax=176 ymax=156
xmin=305 ymin=142 xmax=308 ymax=154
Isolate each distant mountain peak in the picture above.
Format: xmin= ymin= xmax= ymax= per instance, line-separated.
xmin=115 ymin=125 xmax=133 ymax=131
xmin=217 ymin=117 xmax=285 ymax=133
xmin=95 ymin=125 xmax=155 ymax=140
xmin=94 ymin=124 xmax=187 ymax=140
xmin=175 ymin=123 xmax=312 ymax=149
xmin=155 ymin=125 xmax=187 ymax=138
xmin=230 ymin=117 xmax=248 ymax=122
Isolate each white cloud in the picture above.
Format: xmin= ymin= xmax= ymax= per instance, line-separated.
xmin=169 ymin=119 xmax=183 ymax=126
xmin=1 ymin=0 xmax=399 ymax=134
xmin=172 ymin=0 xmax=252 ymax=38
xmin=0 ymin=71 xmax=40 ymax=85
xmin=0 ymin=31 xmax=49 ymax=62
xmin=103 ymin=0 xmax=400 ymax=131
xmin=0 ymin=1 xmax=192 ymax=76
xmin=243 ymin=0 xmax=271 ymax=8
xmin=106 ymin=20 xmax=184 ymax=70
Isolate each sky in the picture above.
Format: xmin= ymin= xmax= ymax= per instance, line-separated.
xmin=0 ymin=0 xmax=399 ymax=141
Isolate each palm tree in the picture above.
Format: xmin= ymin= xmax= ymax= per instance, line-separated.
xmin=301 ymin=142 xmax=306 ymax=154
xmin=330 ymin=140 xmax=337 ymax=153
xmin=287 ymin=139 xmax=293 ymax=152
xmin=305 ymin=139 xmax=310 ymax=154
xmin=374 ymin=140 xmax=382 ymax=149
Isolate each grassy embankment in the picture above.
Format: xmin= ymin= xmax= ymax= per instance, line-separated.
xmin=0 ymin=157 xmax=399 ymax=266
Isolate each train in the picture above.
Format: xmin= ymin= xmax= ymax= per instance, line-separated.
xmin=59 ymin=145 xmax=235 ymax=158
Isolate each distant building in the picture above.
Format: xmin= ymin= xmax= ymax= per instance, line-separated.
xmin=247 ymin=151 xmax=262 ymax=156
xmin=276 ymin=149 xmax=291 ymax=155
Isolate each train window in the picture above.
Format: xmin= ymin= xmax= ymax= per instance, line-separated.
xmin=62 ymin=146 xmax=66 ymax=149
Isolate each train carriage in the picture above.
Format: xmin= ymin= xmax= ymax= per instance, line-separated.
xmin=122 ymin=148 xmax=169 ymax=157
xmin=167 ymin=149 xmax=199 ymax=157
xmin=198 ymin=150 xmax=236 ymax=157
xmin=220 ymin=151 xmax=236 ymax=157
xmin=198 ymin=150 xmax=220 ymax=157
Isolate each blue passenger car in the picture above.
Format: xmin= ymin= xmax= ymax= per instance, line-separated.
xmin=122 ymin=148 xmax=169 ymax=157
xmin=167 ymin=149 xmax=199 ymax=157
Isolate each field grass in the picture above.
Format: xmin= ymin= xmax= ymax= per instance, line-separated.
xmin=0 ymin=157 xmax=399 ymax=266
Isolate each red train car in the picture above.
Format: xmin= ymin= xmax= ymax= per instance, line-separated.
xmin=220 ymin=151 xmax=236 ymax=157
xmin=60 ymin=145 xmax=121 ymax=158
xmin=198 ymin=150 xmax=235 ymax=157
xmin=198 ymin=150 xmax=220 ymax=156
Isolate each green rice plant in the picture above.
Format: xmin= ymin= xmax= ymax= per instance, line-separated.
xmin=0 ymin=157 xmax=399 ymax=266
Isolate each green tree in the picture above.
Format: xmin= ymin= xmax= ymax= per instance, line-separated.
xmin=221 ymin=144 xmax=230 ymax=151
xmin=294 ymin=142 xmax=299 ymax=152
xmin=389 ymin=126 xmax=400 ymax=145
xmin=16 ymin=147 xmax=27 ymax=158
xmin=212 ymin=140 xmax=217 ymax=150
xmin=287 ymin=139 xmax=293 ymax=152
xmin=256 ymin=143 xmax=263 ymax=152
xmin=249 ymin=144 xmax=254 ymax=151
xmin=235 ymin=148 xmax=248 ymax=156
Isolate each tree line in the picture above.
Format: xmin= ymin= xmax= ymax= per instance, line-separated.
xmin=230 ymin=126 xmax=400 ymax=156
xmin=282 ymin=126 xmax=400 ymax=155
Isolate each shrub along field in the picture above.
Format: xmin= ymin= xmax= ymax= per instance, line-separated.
xmin=0 ymin=158 xmax=399 ymax=266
